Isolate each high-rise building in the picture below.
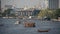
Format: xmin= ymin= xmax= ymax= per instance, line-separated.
xmin=34 ymin=0 xmax=60 ymax=9
xmin=48 ymin=0 xmax=59 ymax=9
xmin=34 ymin=0 xmax=48 ymax=9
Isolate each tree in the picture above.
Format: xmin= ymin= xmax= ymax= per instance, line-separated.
xmin=53 ymin=9 xmax=60 ymax=19
xmin=10 ymin=13 xmax=16 ymax=17
xmin=38 ymin=9 xmax=54 ymax=18
xmin=2 ymin=8 xmax=13 ymax=17
xmin=0 ymin=12 xmax=2 ymax=17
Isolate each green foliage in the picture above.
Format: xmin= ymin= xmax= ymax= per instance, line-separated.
xmin=38 ymin=9 xmax=54 ymax=18
xmin=2 ymin=12 xmax=6 ymax=17
xmin=2 ymin=9 xmax=13 ymax=17
xmin=53 ymin=9 xmax=60 ymax=19
xmin=2 ymin=8 xmax=17 ymax=17
xmin=0 ymin=12 xmax=1 ymax=15
xmin=0 ymin=12 xmax=2 ymax=17
xmin=10 ymin=14 xmax=16 ymax=17
xmin=5 ymin=9 xmax=12 ymax=15
xmin=38 ymin=8 xmax=60 ymax=19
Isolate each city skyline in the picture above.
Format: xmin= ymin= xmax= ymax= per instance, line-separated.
xmin=1 ymin=0 xmax=48 ymax=8
xmin=1 ymin=0 xmax=60 ymax=11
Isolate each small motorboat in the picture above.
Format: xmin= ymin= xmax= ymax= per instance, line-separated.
xmin=15 ymin=21 xmax=20 ymax=24
xmin=37 ymin=29 xmax=51 ymax=32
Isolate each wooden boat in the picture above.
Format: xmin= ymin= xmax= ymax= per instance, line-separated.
xmin=37 ymin=29 xmax=50 ymax=32
xmin=24 ymin=22 xmax=35 ymax=27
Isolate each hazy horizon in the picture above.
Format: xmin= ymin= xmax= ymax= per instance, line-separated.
xmin=1 ymin=0 xmax=47 ymax=8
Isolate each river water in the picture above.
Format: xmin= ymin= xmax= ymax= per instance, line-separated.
xmin=0 ymin=18 xmax=60 ymax=34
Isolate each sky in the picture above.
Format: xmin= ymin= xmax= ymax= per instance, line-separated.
xmin=1 ymin=0 xmax=60 ymax=10
xmin=1 ymin=0 xmax=42 ymax=8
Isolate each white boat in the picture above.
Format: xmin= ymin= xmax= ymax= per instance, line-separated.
xmin=15 ymin=21 xmax=20 ymax=24
xmin=29 ymin=16 xmax=32 ymax=19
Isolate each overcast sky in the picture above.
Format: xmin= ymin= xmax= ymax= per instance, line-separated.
xmin=1 ymin=0 xmax=47 ymax=8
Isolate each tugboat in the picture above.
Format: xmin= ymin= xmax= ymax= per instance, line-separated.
xmin=15 ymin=21 xmax=20 ymax=24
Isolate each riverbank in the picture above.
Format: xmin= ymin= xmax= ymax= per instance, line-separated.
xmin=1 ymin=16 xmax=60 ymax=22
xmin=2 ymin=17 xmax=16 ymax=19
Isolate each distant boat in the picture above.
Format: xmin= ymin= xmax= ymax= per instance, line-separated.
xmin=29 ymin=16 xmax=32 ymax=19
xmin=37 ymin=29 xmax=51 ymax=32
xmin=15 ymin=21 xmax=20 ymax=24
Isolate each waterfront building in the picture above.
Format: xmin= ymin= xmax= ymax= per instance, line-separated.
xmin=14 ymin=8 xmax=40 ymax=17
